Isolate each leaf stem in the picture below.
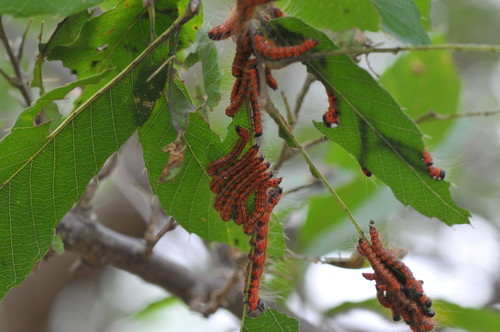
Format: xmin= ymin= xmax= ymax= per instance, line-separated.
xmin=299 ymin=43 xmax=500 ymax=61
xmin=414 ymin=109 xmax=500 ymax=123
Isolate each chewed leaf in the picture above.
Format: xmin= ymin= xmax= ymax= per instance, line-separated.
xmin=0 ymin=39 xmax=168 ymax=299
xmin=0 ymin=0 xmax=103 ymax=17
xmin=269 ymin=17 xmax=470 ymax=226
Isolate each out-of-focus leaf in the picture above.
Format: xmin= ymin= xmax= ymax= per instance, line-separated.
xmin=326 ymin=299 xmax=500 ymax=332
xmin=134 ymin=297 xmax=176 ymax=319
xmin=268 ymin=17 xmax=470 ymax=226
xmin=284 ymin=0 xmax=379 ymax=32
xmin=435 ymin=300 xmax=500 ymax=332
xmin=370 ymin=0 xmax=431 ymax=45
xmin=51 ymin=235 xmax=65 ymax=255
xmin=242 ymin=309 xmax=298 ymax=332
xmin=300 ymin=182 xmax=376 ymax=252
xmin=379 ymin=36 xmax=460 ymax=143
xmin=0 ymin=0 xmax=103 ymax=17
xmin=413 ymin=0 xmax=431 ymax=30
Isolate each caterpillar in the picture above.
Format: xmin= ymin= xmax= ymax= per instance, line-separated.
xmin=428 ymin=165 xmax=445 ymax=181
xmin=208 ymin=19 xmax=234 ymax=40
xmin=232 ymin=35 xmax=252 ymax=78
xmin=210 ymin=145 xmax=261 ymax=194
xmin=234 ymin=171 xmax=273 ymax=225
xmin=358 ymin=238 xmax=402 ymax=292
xmin=245 ymin=218 xmax=269 ymax=313
xmin=243 ymin=180 xmax=282 ymax=234
xmin=253 ymin=33 xmax=318 ymax=60
xmin=421 ymin=150 xmax=433 ymax=166
xmin=361 ymin=167 xmax=372 ymax=177
xmin=219 ymin=162 xmax=272 ymax=221
xmin=207 ymin=126 xmax=250 ymax=176
xmin=226 ymin=77 xmax=250 ymax=116
xmin=244 ymin=62 xmax=264 ymax=136
xmin=323 ymin=88 xmax=340 ymax=128
xmin=420 ymin=149 xmax=445 ymax=180
xmin=265 ymin=65 xmax=278 ymax=90
xmin=214 ymin=155 xmax=262 ymax=214
xmin=360 ymin=224 xmax=435 ymax=331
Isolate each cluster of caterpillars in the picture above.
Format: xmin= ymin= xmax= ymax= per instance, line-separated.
xmin=207 ymin=126 xmax=282 ymax=313
xmin=357 ymin=223 xmax=435 ymax=332
xmin=207 ymin=0 xmax=338 ymax=136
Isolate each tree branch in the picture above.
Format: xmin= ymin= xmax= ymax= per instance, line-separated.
xmin=56 ymin=209 xmax=245 ymax=318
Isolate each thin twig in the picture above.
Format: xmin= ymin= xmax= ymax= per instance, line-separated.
xmin=144 ymin=211 xmax=177 ymax=258
xmin=146 ymin=55 xmax=175 ymax=82
xmin=283 ymin=178 xmax=322 ymax=195
xmin=415 ymin=109 xmax=500 ymax=123
xmin=0 ymin=16 xmax=33 ymax=107
xmin=78 ymin=153 xmax=119 ymax=211
xmin=17 ymin=18 xmax=32 ymax=61
xmin=293 ymin=73 xmax=315 ymax=118
xmin=0 ymin=67 xmax=16 ymax=86
xmin=280 ymin=91 xmax=293 ymax=124
xmin=264 ymin=98 xmax=366 ymax=239
xmin=273 ymin=135 xmax=327 ymax=170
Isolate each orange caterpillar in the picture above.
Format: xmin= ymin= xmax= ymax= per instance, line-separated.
xmin=361 ymin=166 xmax=372 ymax=177
xmin=207 ymin=126 xmax=250 ymax=176
xmin=207 ymin=0 xmax=272 ymax=41
xmin=253 ymin=33 xmax=318 ymax=60
xmin=242 ymin=178 xmax=282 ymax=234
xmin=232 ymin=35 xmax=252 ymax=77
xmin=214 ymin=155 xmax=262 ymax=213
xmin=323 ymin=88 xmax=340 ymax=128
xmin=210 ymin=145 xmax=260 ymax=194
xmin=421 ymin=149 xmax=445 ymax=180
xmin=245 ymin=186 xmax=282 ymax=314
xmin=233 ymin=172 xmax=273 ymax=226
xmin=226 ymin=78 xmax=250 ymax=116
xmin=357 ymin=224 xmax=435 ymax=331
xmin=219 ymin=162 xmax=272 ymax=221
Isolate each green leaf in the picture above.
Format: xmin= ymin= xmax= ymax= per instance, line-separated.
xmin=134 ymin=297 xmax=176 ymax=319
xmin=0 ymin=0 xmax=103 ymax=17
xmin=45 ymin=1 xmax=170 ymax=79
xmin=138 ymin=104 xmax=251 ymax=251
xmin=196 ymin=29 xmax=222 ymax=108
xmin=13 ymin=71 xmax=109 ymax=128
xmin=370 ymin=0 xmax=431 ymax=45
xmin=283 ymin=0 xmax=379 ymax=32
xmin=325 ymin=299 xmax=500 ymax=332
xmin=269 ymin=17 xmax=470 ymax=226
xmin=0 ymin=16 xmax=174 ymax=299
xmin=379 ymin=36 xmax=461 ymax=143
xmin=435 ymin=300 xmax=500 ymax=332
xmin=51 ymin=235 xmax=65 ymax=255
xmin=242 ymin=309 xmax=298 ymax=332
xmin=39 ymin=10 xmax=92 ymax=56
xmin=413 ymin=0 xmax=431 ymax=30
